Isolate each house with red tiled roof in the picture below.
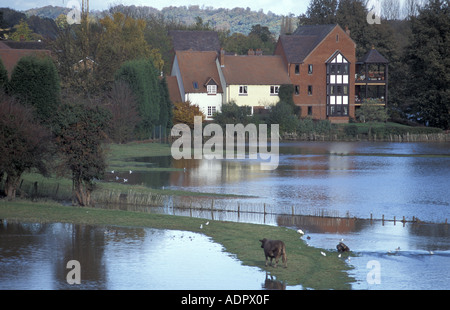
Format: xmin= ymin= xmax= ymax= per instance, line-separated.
xmin=274 ymin=24 xmax=357 ymax=122
xmin=169 ymin=26 xmax=388 ymax=123
xmin=171 ymin=50 xmax=223 ymax=119
xmin=218 ymin=48 xmax=291 ymax=114
xmin=0 ymin=41 xmax=51 ymax=76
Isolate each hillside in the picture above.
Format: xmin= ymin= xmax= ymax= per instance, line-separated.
xmin=22 ymin=4 xmax=287 ymax=35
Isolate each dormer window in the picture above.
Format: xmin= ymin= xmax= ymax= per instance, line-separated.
xmin=207 ymin=84 xmax=217 ymax=95
xmin=204 ymin=77 xmax=218 ymax=95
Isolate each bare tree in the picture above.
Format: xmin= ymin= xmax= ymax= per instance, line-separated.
xmin=381 ymin=0 xmax=401 ymax=20
xmin=403 ymin=0 xmax=425 ymax=19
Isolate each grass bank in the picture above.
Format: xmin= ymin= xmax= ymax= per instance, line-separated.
xmin=0 ymin=200 xmax=354 ymax=290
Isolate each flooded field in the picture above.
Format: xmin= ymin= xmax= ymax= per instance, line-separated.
xmin=0 ymin=221 xmax=287 ymax=290
xmin=104 ymin=141 xmax=450 ymax=289
xmin=1 ymin=141 xmax=449 ymax=289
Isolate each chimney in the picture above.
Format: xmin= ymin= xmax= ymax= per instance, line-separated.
xmin=248 ymin=49 xmax=255 ymax=56
xmin=345 ymin=26 xmax=350 ymax=36
xmin=220 ymin=48 xmax=225 ymax=67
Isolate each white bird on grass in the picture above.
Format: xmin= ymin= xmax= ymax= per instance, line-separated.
xmin=297 ymin=229 xmax=305 ymax=235
xmin=321 ymin=251 xmax=326 ymax=257
xmin=123 ymin=179 xmax=128 ymax=183
xmin=200 ymin=224 xmax=203 ymax=229
xmin=205 ymin=221 xmax=209 ymax=225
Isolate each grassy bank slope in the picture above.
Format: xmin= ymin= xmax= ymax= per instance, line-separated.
xmin=0 ymin=200 xmax=354 ymax=290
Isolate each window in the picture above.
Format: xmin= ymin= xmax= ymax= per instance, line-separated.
xmin=207 ymin=106 xmax=217 ymax=117
xmin=343 ymin=64 xmax=348 ymax=74
xmin=331 ymin=64 xmax=336 ymax=74
xmin=308 ymin=85 xmax=313 ymax=95
xmin=207 ymin=84 xmax=217 ymax=95
xmin=295 ymin=85 xmax=300 ymax=95
xmin=336 ymin=34 xmax=339 ymax=42
xmin=308 ymin=106 xmax=312 ymax=116
xmin=193 ymin=81 xmax=199 ymax=89
xmin=270 ymin=85 xmax=279 ymax=95
xmin=295 ymin=64 xmax=300 ymax=75
xmin=239 ymin=85 xmax=248 ymax=95
xmin=308 ymin=64 xmax=313 ymax=74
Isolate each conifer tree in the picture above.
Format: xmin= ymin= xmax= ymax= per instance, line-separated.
xmin=9 ymin=55 xmax=61 ymax=126
xmin=405 ymin=0 xmax=449 ymax=129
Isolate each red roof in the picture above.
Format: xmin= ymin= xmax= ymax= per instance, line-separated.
xmin=221 ymin=54 xmax=291 ymax=85
xmin=0 ymin=41 xmax=51 ymax=76
xmin=176 ymin=50 xmax=223 ymax=94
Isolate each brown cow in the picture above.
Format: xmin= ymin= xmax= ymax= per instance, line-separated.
xmin=259 ymin=238 xmax=287 ymax=268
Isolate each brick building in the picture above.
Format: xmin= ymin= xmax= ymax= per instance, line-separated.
xmin=274 ymin=24 xmax=357 ymax=123
xmin=168 ymin=26 xmax=388 ymax=124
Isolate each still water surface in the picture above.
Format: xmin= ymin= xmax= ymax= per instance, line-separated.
xmin=1 ymin=141 xmax=449 ymax=289
xmin=0 ymin=221 xmax=281 ymax=290
xmin=106 ymin=141 xmax=450 ymax=289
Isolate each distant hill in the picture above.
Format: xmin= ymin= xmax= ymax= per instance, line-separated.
xmin=22 ymin=4 xmax=288 ymax=35
xmin=24 ymin=5 xmax=70 ymax=20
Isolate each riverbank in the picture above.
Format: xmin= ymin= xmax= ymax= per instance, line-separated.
xmin=0 ymin=199 xmax=354 ymax=289
xmin=281 ymin=121 xmax=449 ymax=142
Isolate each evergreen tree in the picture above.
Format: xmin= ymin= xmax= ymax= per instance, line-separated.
xmin=159 ymin=77 xmax=173 ymax=130
xmin=9 ymin=55 xmax=61 ymax=126
xmin=115 ymin=58 xmax=161 ymax=139
xmin=298 ymin=0 xmax=338 ymax=25
xmin=405 ymin=0 xmax=449 ymax=129
xmin=0 ymin=57 xmax=8 ymax=92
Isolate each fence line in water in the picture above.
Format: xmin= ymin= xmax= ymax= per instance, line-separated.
xmin=4 ymin=180 xmax=447 ymax=225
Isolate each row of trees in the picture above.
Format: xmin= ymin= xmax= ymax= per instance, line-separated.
xmin=0 ymin=55 xmax=110 ymax=205
xmin=0 ymin=13 xmax=174 ymax=203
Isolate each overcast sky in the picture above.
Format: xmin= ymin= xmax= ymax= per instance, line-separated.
xmin=5 ymin=0 xmax=309 ymax=16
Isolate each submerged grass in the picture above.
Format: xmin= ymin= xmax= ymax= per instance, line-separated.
xmin=0 ymin=200 xmax=354 ymax=290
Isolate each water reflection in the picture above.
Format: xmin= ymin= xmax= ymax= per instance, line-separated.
xmin=0 ymin=221 xmax=281 ymax=290
xmin=277 ymin=214 xmax=450 ymax=290
xmin=106 ymin=142 xmax=450 ymax=223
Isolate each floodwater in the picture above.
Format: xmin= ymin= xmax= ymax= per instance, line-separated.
xmin=1 ymin=141 xmax=449 ymax=289
xmin=106 ymin=141 xmax=450 ymax=289
xmin=0 ymin=221 xmax=290 ymax=290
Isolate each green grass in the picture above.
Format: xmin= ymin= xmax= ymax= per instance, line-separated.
xmin=0 ymin=199 xmax=354 ymax=290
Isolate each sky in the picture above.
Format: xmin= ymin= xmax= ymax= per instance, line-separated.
xmin=5 ymin=0 xmax=309 ymax=16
